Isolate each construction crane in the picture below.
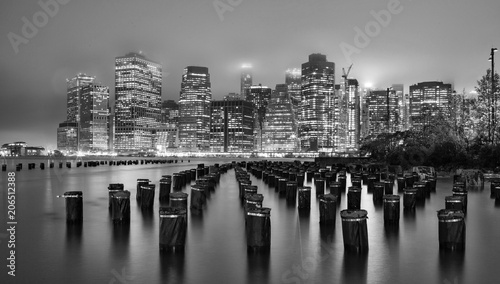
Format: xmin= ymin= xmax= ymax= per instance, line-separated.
xmin=342 ymin=64 xmax=353 ymax=81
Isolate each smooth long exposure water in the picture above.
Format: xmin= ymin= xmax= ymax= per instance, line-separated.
xmin=1 ymin=158 xmax=499 ymax=284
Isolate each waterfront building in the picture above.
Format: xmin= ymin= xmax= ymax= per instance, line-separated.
xmin=57 ymin=121 xmax=79 ymax=153
xmin=409 ymin=81 xmax=453 ymax=129
xmin=79 ymin=84 xmax=110 ymax=152
xmin=66 ymin=73 xmax=95 ymax=124
xmin=392 ymin=84 xmax=408 ymax=131
xmin=210 ymin=100 xmax=254 ymax=152
xmin=366 ymin=88 xmax=399 ymax=135
xmin=1 ymin=142 xmax=45 ymax=156
xmin=179 ymin=66 xmax=212 ymax=152
xmin=262 ymin=84 xmax=299 ymax=152
xmin=300 ymin=53 xmax=335 ymax=151
xmin=247 ymin=84 xmax=272 ymax=151
xmin=156 ymin=100 xmax=180 ymax=150
xmin=360 ymin=88 xmax=370 ymax=139
xmin=345 ymin=78 xmax=360 ymax=151
xmin=114 ymin=52 xmax=162 ymax=153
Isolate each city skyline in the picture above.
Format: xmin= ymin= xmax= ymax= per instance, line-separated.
xmin=1 ymin=0 xmax=499 ymax=148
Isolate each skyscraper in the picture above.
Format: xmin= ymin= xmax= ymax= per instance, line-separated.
xmin=67 ymin=73 xmax=95 ymax=124
xmin=179 ymin=66 xmax=212 ymax=152
xmin=79 ymin=84 xmax=110 ymax=151
xmin=285 ymin=68 xmax=302 ymax=127
xmin=360 ymin=87 xmax=370 ymax=139
xmin=262 ymin=84 xmax=299 ymax=152
xmin=300 ymin=53 xmax=335 ymax=151
xmin=156 ymin=100 xmax=180 ymax=150
xmin=333 ymin=84 xmax=346 ymax=151
xmin=346 ymin=79 xmax=360 ymax=151
xmin=210 ymin=100 xmax=254 ymax=152
xmin=409 ymin=81 xmax=452 ymax=129
xmin=392 ymin=84 xmax=407 ymax=131
xmin=63 ymin=73 xmax=109 ymax=153
xmin=114 ymin=52 xmax=162 ymax=153
xmin=285 ymin=68 xmax=302 ymax=106
xmin=241 ymin=64 xmax=252 ymax=99
xmin=367 ymin=88 xmax=399 ymax=136
xmin=247 ymin=84 xmax=272 ymax=151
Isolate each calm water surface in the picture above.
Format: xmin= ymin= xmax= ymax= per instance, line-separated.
xmin=1 ymin=158 xmax=499 ymax=284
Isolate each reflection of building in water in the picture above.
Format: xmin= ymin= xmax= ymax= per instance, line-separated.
xmin=262 ymin=84 xmax=299 ymax=152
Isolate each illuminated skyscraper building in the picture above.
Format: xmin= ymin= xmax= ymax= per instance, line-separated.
xmin=241 ymin=65 xmax=253 ymax=99
xmin=300 ymin=53 xmax=335 ymax=151
xmin=67 ymin=73 xmax=95 ymax=124
xmin=114 ymin=52 xmax=162 ymax=153
xmin=155 ymin=100 xmax=179 ymax=150
xmin=57 ymin=121 xmax=78 ymax=153
xmin=346 ymin=79 xmax=360 ymax=151
xmin=391 ymin=84 xmax=407 ymax=131
xmin=367 ymin=88 xmax=399 ymax=136
xmin=247 ymin=84 xmax=272 ymax=151
xmin=286 ymin=68 xmax=302 ymax=106
xmin=333 ymin=84 xmax=346 ymax=150
xmin=285 ymin=68 xmax=302 ymax=126
xmin=179 ymin=66 xmax=212 ymax=152
xmin=63 ymin=73 xmax=109 ymax=152
xmin=79 ymin=84 xmax=110 ymax=151
xmin=262 ymin=84 xmax=299 ymax=152
xmin=360 ymin=87 xmax=370 ymax=139
xmin=210 ymin=100 xmax=254 ymax=152
xmin=409 ymin=81 xmax=452 ymax=129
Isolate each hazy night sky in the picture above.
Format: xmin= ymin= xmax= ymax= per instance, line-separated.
xmin=1 ymin=0 xmax=499 ymax=149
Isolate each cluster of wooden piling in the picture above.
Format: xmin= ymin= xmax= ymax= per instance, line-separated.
xmin=1 ymin=159 xmax=188 ymax=172
xmin=236 ymin=160 xmax=483 ymax=253
xmin=435 ymin=175 xmax=471 ymax=251
xmin=234 ymin=166 xmax=271 ymax=252
xmin=51 ymin=159 xmax=499 ymax=254
xmin=58 ymin=162 xmax=232 ymax=253
xmin=239 ymin=160 xmax=374 ymax=253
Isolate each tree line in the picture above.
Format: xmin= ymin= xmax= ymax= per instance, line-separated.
xmin=360 ymin=69 xmax=500 ymax=171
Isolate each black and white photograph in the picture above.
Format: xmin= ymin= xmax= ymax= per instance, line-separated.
xmin=1 ymin=0 xmax=500 ymax=283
